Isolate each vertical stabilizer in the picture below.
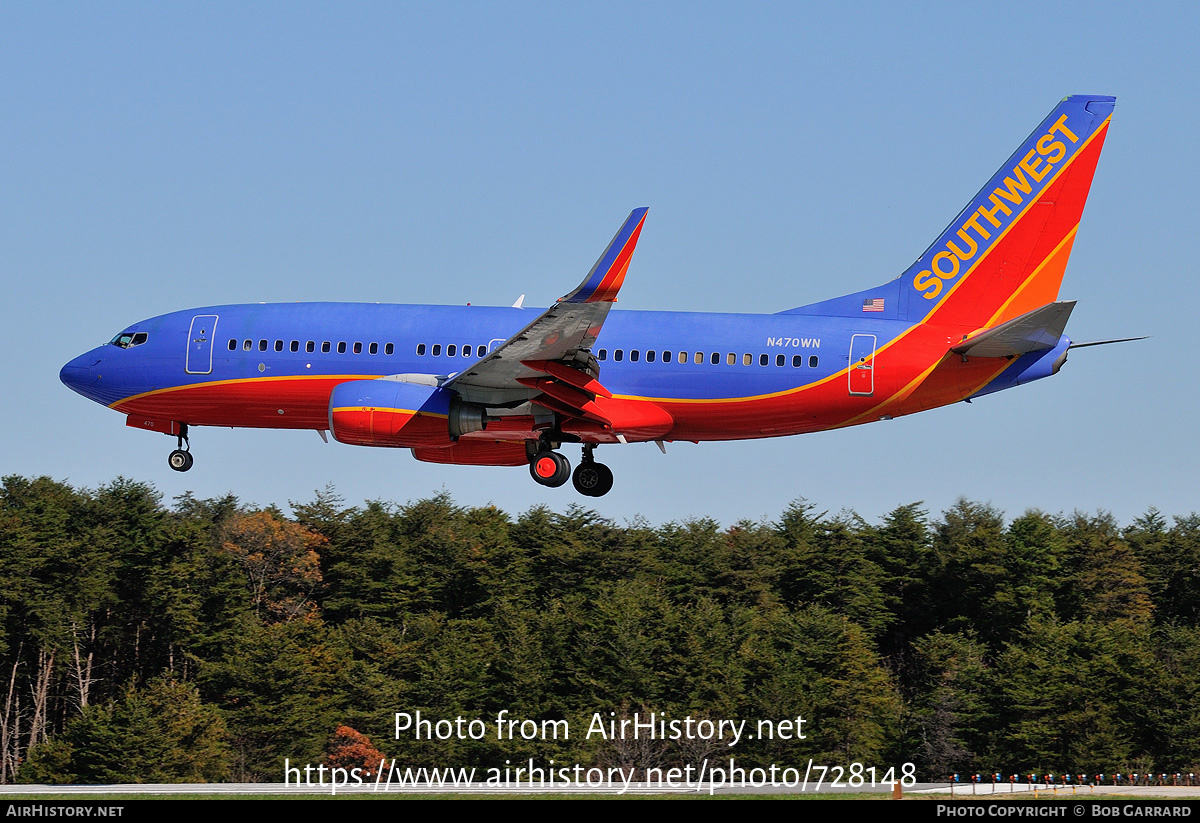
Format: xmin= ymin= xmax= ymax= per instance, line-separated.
xmin=896 ymin=95 xmax=1114 ymax=329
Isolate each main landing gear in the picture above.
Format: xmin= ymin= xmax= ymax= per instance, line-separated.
xmin=572 ymin=447 xmax=614 ymax=497
xmin=167 ymin=424 xmax=193 ymax=472
xmin=529 ymin=449 xmax=570 ymax=487
xmin=527 ymin=441 xmax=613 ymax=497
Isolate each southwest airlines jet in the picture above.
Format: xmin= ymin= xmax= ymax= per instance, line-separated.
xmin=62 ymin=95 xmax=1120 ymax=497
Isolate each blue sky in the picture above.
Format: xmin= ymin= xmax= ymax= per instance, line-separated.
xmin=4 ymin=2 xmax=1197 ymax=526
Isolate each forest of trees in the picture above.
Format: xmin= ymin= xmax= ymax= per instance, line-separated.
xmin=0 ymin=474 xmax=1197 ymax=783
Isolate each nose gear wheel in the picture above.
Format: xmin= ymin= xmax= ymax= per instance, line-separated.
xmin=167 ymin=424 xmax=193 ymax=472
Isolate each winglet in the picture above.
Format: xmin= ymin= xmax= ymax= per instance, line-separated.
xmin=560 ymin=208 xmax=649 ymax=303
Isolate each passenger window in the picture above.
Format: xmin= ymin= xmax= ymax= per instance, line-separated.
xmin=244 ymin=340 xmax=252 ymax=351
xmin=694 ymin=352 xmax=703 ymax=364
xmin=353 ymin=342 xmax=363 ymax=354
xmin=710 ymin=352 xmax=719 ymax=365
xmin=417 ymin=343 xmax=426 ymax=355
xmin=306 ymin=341 xmax=315 ymax=353
xmin=598 ymin=349 xmax=607 ymax=361
xmin=275 ymin=340 xmax=283 ymax=352
xmin=614 ymin=350 xmax=624 ymax=362
xmin=290 ymin=340 xmax=299 ymax=352
xmin=630 ymin=350 xmax=640 ymax=362
xmin=432 ymin=344 xmax=441 ymax=356
xmin=322 ymin=342 xmax=331 ymax=353
xmin=727 ymin=353 xmax=735 ymax=365
xmin=743 ymin=353 xmax=751 ymax=366
xmin=228 ymin=339 xmax=237 ymax=351
xmin=662 ymin=351 xmax=671 ymax=363
xmin=337 ymin=342 xmax=347 ymax=354
xmin=646 ymin=350 xmax=656 ymax=363
xmin=476 ymin=345 xmax=486 ymax=357
xmin=369 ymin=342 xmax=378 ymax=355
xmin=759 ymin=354 xmax=768 ymax=366
xmin=792 ymin=355 xmax=802 ymax=367
xmin=386 ymin=343 xmax=395 ymax=355
xmin=677 ymin=352 xmax=687 ymax=364
xmin=776 ymin=354 xmax=785 ymax=366
xmin=259 ymin=340 xmax=268 ymax=352
xmin=809 ymin=355 xmax=819 ymax=368
xmin=463 ymin=345 xmax=471 ymax=358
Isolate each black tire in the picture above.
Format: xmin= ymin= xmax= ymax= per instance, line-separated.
xmin=591 ymin=461 xmax=614 ymax=496
xmin=573 ymin=461 xmax=613 ymax=496
xmin=168 ymin=449 xmax=193 ymax=472
xmin=529 ymin=450 xmax=570 ymax=487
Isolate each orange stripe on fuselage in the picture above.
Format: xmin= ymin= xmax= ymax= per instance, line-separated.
xmin=113 ymin=374 xmax=381 ymax=429
xmin=655 ymin=322 xmax=1015 ymax=441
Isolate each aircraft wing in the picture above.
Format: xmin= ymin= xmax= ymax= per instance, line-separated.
xmin=951 ymin=301 xmax=1076 ymax=358
xmin=443 ymin=208 xmax=648 ymax=407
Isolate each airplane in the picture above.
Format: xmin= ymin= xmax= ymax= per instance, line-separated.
xmin=61 ymin=94 xmax=1125 ymax=497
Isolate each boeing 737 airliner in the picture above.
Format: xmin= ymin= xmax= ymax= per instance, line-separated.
xmin=61 ymin=95 xmax=1120 ymax=496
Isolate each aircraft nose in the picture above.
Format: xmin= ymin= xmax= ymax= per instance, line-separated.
xmin=60 ymin=351 xmax=101 ymax=397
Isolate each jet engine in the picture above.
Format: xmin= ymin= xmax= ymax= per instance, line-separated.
xmin=328 ymin=379 xmax=465 ymax=448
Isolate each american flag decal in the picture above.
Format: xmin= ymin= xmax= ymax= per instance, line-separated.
xmin=862 ymin=298 xmax=885 ymax=312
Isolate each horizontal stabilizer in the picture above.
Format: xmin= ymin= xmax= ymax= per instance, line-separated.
xmin=951 ymin=301 xmax=1075 ymax=357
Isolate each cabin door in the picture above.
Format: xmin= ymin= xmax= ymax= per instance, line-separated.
xmin=185 ymin=314 xmax=219 ymax=375
xmin=848 ymin=333 xmax=876 ymax=396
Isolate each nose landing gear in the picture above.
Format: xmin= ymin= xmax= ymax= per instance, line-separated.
xmin=167 ymin=424 xmax=193 ymax=472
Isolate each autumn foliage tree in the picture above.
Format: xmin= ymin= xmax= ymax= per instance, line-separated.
xmin=220 ymin=511 xmax=325 ymax=621
xmin=325 ymin=726 xmax=388 ymax=777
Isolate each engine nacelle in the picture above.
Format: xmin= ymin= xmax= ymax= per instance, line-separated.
xmin=328 ymin=379 xmax=494 ymax=447
xmin=329 ymin=380 xmax=454 ymax=447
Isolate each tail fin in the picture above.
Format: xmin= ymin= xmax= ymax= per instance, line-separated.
xmin=897 ymin=95 xmax=1114 ymax=328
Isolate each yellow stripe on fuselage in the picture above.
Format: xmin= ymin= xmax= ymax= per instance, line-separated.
xmin=109 ymin=374 xmax=386 ymax=409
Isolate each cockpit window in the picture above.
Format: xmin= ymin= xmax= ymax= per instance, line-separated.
xmin=109 ymin=331 xmax=148 ymax=349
